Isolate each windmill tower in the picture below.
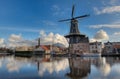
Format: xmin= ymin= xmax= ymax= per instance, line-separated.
xmin=59 ymin=5 xmax=90 ymax=54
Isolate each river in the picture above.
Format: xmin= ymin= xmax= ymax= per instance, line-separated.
xmin=0 ymin=56 xmax=120 ymax=79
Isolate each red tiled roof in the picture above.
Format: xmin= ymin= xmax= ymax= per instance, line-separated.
xmin=113 ymin=45 xmax=120 ymax=48
xmin=41 ymin=45 xmax=50 ymax=50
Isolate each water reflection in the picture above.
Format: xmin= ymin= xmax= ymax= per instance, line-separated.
xmin=0 ymin=56 xmax=38 ymax=79
xmin=0 ymin=56 xmax=120 ymax=79
xmin=36 ymin=57 xmax=69 ymax=77
xmin=66 ymin=57 xmax=91 ymax=79
xmin=93 ymin=57 xmax=111 ymax=76
xmin=91 ymin=57 xmax=120 ymax=79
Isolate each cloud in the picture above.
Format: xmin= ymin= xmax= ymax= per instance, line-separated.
xmin=0 ymin=27 xmax=40 ymax=33
xmin=8 ymin=34 xmax=23 ymax=47
xmin=89 ymin=24 xmax=120 ymax=29
xmin=3 ymin=30 xmax=68 ymax=48
xmin=0 ymin=38 xmax=6 ymax=47
xmin=52 ymin=5 xmax=60 ymax=11
xmin=51 ymin=5 xmax=65 ymax=16
xmin=40 ymin=30 xmax=47 ymax=37
xmin=39 ymin=30 xmax=68 ymax=47
xmin=109 ymin=32 xmax=120 ymax=42
xmin=42 ymin=20 xmax=57 ymax=26
xmin=114 ymin=32 xmax=120 ymax=35
xmin=109 ymin=0 xmax=119 ymax=5
xmin=90 ymin=38 xmax=97 ymax=42
xmin=7 ymin=34 xmax=37 ymax=47
xmin=90 ymin=30 xmax=109 ymax=42
xmin=0 ymin=38 xmax=4 ymax=44
xmin=9 ymin=34 xmax=22 ymax=42
xmin=90 ymin=25 xmax=120 ymax=42
xmin=51 ymin=5 xmax=60 ymax=16
xmin=94 ymin=6 xmax=120 ymax=15
xmin=16 ymin=40 xmax=37 ymax=46
xmin=102 ymin=0 xmax=119 ymax=6
xmin=94 ymin=30 xmax=109 ymax=40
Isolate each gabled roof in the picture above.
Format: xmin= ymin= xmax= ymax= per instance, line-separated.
xmin=36 ymin=45 xmax=51 ymax=51
xmin=41 ymin=45 xmax=50 ymax=51
xmin=113 ymin=45 xmax=120 ymax=48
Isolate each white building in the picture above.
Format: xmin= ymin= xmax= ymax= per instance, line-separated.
xmin=89 ymin=41 xmax=102 ymax=54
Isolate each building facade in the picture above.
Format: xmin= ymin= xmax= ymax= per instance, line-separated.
xmin=103 ymin=41 xmax=120 ymax=54
xmin=15 ymin=46 xmax=35 ymax=51
xmin=72 ymin=42 xmax=89 ymax=54
xmin=103 ymin=41 xmax=113 ymax=54
xmin=112 ymin=42 xmax=120 ymax=53
xmin=89 ymin=41 xmax=102 ymax=54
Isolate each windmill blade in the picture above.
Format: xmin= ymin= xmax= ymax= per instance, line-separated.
xmin=58 ymin=18 xmax=72 ymax=22
xmin=72 ymin=5 xmax=75 ymax=18
xmin=74 ymin=14 xmax=90 ymax=19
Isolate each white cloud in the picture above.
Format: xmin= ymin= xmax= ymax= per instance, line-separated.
xmin=52 ymin=5 xmax=60 ymax=11
xmin=90 ymin=38 xmax=97 ymax=42
xmin=109 ymin=0 xmax=119 ymax=5
xmin=0 ymin=38 xmax=4 ymax=44
xmin=16 ymin=40 xmax=37 ymax=46
xmin=40 ymin=30 xmax=47 ymax=37
xmin=0 ymin=27 xmax=40 ymax=33
xmin=0 ymin=38 xmax=6 ymax=47
xmin=89 ymin=24 xmax=120 ymax=29
xmin=94 ymin=6 xmax=120 ymax=15
xmin=51 ymin=5 xmax=60 ymax=16
xmin=7 ymin=34 xmax=37 ymax=47
xmin=109 ymin=32 xmax=120 ymax=42
xmin=114 ymin=32 xmax=120 ymax=35
xmin=94 ymin=30 xmax=109 ymax=40
xmin=4 ymin=30 xmax=68 ymax=48
xmin=9 ymin=34 xmax=22 ymax=42
xmin=90 ymin=30 xmax=120 ymax=42
xmin=51 ymin=5 xmax=65 ymax=16
xmin=43 ymin=20 xmax=57 ymax=26
xmin=90 ymin=30 xmax=109 ymax=42
xmin=39 ymin=30 xmax=68 ymax=47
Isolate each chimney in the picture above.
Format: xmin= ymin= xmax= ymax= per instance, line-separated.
xmin=38 ymin=38 xmax=40 ymax=46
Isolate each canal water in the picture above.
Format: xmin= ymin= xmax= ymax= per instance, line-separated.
xmin=0 ymin=56 xmax=120 ymax=79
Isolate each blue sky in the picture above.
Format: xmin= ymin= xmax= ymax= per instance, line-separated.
xmin=0 ymin=0 xmax=120 ymax=47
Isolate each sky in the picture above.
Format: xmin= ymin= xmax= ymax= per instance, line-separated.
xmin=0 ymin=0 xmax=120 ymax=47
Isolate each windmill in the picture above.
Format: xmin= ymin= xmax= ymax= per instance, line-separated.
xmin=59 ymin=5 xmax=90 ymax=54
xmin=59 ymin=5 xmax=89 ymax=44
